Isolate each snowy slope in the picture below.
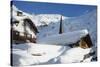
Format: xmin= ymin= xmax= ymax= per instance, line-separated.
xmin=60 ymin=47 xmax=91 ymax=63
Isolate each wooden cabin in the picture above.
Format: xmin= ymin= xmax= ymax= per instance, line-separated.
xmin=11 ymin=17 xmax=39 ymax=44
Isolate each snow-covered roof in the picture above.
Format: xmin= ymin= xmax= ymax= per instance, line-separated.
xmin=37 ymin=29 xmax=89 ymax=45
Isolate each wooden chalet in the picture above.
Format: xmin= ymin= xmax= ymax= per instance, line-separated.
xmin=11 ymin=15 xmax=39 ymax=44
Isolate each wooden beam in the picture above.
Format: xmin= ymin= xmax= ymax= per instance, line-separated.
xmin=79 ymin=34 xmax=93 ymax=49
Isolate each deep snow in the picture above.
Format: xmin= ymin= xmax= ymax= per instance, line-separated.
xmin=12 ymin=43 xmax=92 ymax=65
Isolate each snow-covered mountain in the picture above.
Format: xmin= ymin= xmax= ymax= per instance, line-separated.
xmin=35 ymin=14 xmax=67 ymax=25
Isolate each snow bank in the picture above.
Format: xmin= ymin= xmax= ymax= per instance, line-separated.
xmin=12 ymin=43 xmax=31 ymax=50
xmin=12 ymin=43 xmax=92 ymax=65
xmin=27 ymin=44 xmax=70 ymax=64
xmin=12 ymin=50 xmax=35 ymax=66
xmin=37 ymin=29 xmax=88 ymax=45
xmin=12 ymin=43 xmax=71 ymax=66
xmin=60 ymin=47 xmax=91 ymax=63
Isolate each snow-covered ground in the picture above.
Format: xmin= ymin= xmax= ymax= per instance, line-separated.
xmin=12 ymin=43 xmax=93 ymax=66
xmin=11 ymin=5 xmax=97 ymax=66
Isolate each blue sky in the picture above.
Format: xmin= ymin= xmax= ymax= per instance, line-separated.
xmin=12 ymin=1 xmax=97 ymax=17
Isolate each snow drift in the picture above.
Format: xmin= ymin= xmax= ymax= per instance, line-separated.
xmin=12 ymin=43 xmax=92 ymax=66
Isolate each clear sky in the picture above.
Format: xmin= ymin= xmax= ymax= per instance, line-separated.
xmin=12 ymin=0 xmax=97 ymax=17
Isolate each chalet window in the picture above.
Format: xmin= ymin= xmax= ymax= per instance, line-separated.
xmin=27 ymin=34 xmax=32 ymax=38
xmin=17 ymin=11 xmax=23 ymax=16
xmin=15 ymin=31 xmax=19 ymax=36
xmin=13 ymin=21 xmax=19 ymax=26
